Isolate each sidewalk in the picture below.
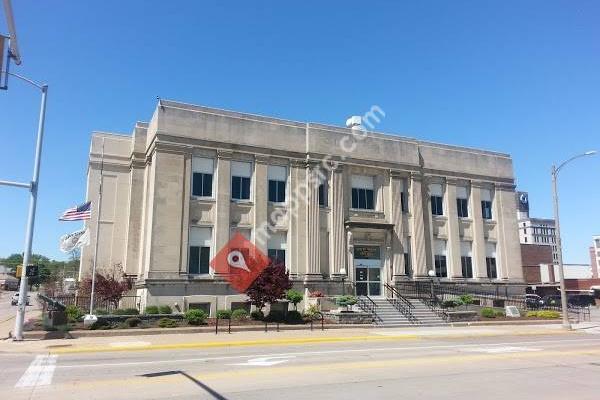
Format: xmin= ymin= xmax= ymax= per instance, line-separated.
xmin=1 ymin=323 xmax=582 ymax=355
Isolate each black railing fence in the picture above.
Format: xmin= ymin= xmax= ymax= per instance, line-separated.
xmin=44 ymin=294 xmax=141 ymax=313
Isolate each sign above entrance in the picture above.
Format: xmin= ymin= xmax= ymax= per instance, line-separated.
xmin=354 ymin=246 xmax=380 ymax=260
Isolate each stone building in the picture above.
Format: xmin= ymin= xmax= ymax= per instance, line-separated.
xmin=79 ymin=100 xmax=524 ymax=314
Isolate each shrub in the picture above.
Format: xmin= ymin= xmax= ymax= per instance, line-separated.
xmin=145 ymin=305 xmax=159 ymax=314
xmin=65 ymin=305 xmax=84 ymax=322
xmin=266 ymin=310 xmax=285 ymax=322
xmin=250 ymin=310 xmax=264 ymax=321
xmin=494 ymin=309 xmax=505 ymax=317
xmin=286 ymin=289 xmax=304 ymax=310
xmin=527 ymin=310 xmax=560 ymax=319
xmin=125 ymin=317 xmax=142 ymax=327
xmin=458 ymin=294 xmax=474 ymax=309
xmin=231 ymin=309 xmax=249 ymax=321
xmin=114 ymin=308 xmax=139 ymax=315
xmin=286 ymin=310 xmax=304 ymax=324
xmin=336 ymin=295 xmax=357 ymax=308
xmin=158 ymin=305 xmax=172 ymax=314
xmin=303 ymin=304 xmax=321 ymax=321
xmin=90 ymin=319 xmax=111 ymax=330
xmin=158 ymin=318 xmax=178 ymax=328
xmin=216 ymin=310 xmax=232 ymax=319
xmin=185 ymin=309 xmax=207 ymax=325
xmin=442 ymin=300 xmax=459 ymax=309
xmin=481 ymin=307 xmax=497 ymax=318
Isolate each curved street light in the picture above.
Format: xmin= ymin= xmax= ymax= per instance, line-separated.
xmin=552 ymin=150 xmax=597 ymax=329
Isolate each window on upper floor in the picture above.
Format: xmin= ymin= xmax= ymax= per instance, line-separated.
xmin=231 ymin=161 xmax=252 ymax=201
xmin=318 ymin=183 xmax=327 ymax=207
xmin=456 ymin=186 xmax=469 ymax=218
xmin=192 ymin=157 xmax=214 ymax=197
xmin=481 ymin=188 xmax=493 ymax=220
xmin=430 ymin=183 xmax=444 ymax=216
xmin=399 ymin=178 xmax=409 ymax=213
xmin=268 ymin=165 xmax=287 ymax=203
xmin=189 ymin=227 xmax=212 ymax=275
xmin=404 ymin=238 xmax=412 ymax=276
xmin=351 ymin=175 xmax=375 ymax=210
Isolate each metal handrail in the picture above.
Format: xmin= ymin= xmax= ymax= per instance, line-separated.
xmin=383 ymin=283 xmax=419 ymax=324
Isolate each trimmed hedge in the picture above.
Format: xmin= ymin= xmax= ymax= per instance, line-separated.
xmin=231 ymin=309 xmax=249 ymax=321
xmin=185 ymin=309 xmax=207 ymax=325
xmin=216 ymin=310 xmax=232 ymax=319
xmin=158 ymin=318 xmax=178 ymax=328
xmin=527 ymin=310 xmax=560 ymax=319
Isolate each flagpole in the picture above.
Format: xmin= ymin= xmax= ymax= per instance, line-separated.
xmin=86 ymin=137 xmax=104 ymax=321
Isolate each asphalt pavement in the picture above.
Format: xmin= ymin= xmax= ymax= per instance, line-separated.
xmin=2 ymin=325 xmax=600 ymax=399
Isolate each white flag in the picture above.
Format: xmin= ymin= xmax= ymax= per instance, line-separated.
xmin=59 ymin=228 xmax=90 ymax=253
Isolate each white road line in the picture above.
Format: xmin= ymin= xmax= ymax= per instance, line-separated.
xmin=15 ymin=355 xmax=58 ymax=388
xmin=55 ymin=337 xmax=600 ymax=369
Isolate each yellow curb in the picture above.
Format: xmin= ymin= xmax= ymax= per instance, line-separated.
xmin=47 ymin=328 xmax=577 ymax=355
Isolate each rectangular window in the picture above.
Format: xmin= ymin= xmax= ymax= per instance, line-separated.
xmin=460 ymin=241 xmax=473 ymax=278
xmin=351 ymin=175 xmax=375 ymax=210
xmin=456 ymin=198 xmax=469 ymax=218
xmin=267 ymin=232 xmax=287 ymax=266
xmin=403 ymin=238 xmax=412 ymax=276
xmin=318 ymin=183 xmax=327 ymax=207
xmin=481 ymin=188 xmax=493 ymax=220
xmin=400 ymin=178 xmax=408 ymax=213
xmin=430 ymin=183 xmax=444 ymax=216
xmin=461 ymin=256 xmax=473 ymax=278
xmin=486 ymin=242 xmax=497 ymax=278
xmin=434 ymin=239 xmax=447 ymax=277
xmin=191 ymin=157 xmax=214 ymax=197
xmin=189 ymin=227 xmax=212 ymax=274
xmin=481 ymin=201 xmax=493 ymax=220
xmin=435 ymin=255 xmax=447 ymax=277
xmin=231 ymin=161 xmax=252 ymax=200
xmin=456 ymin=186 xmax=469 ymax=218
xmin=268 ymin=165 xmax=287 ymax=203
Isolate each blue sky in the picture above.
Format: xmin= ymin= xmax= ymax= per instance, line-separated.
xmin=1 ymin=1 xmax=598 ymax=263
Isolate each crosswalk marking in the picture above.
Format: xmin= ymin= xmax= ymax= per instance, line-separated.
xmin=15 ymin=355 xmax=58 ymax=388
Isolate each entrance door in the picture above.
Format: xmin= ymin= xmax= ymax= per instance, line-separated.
xmin=354 ymin=246 xmax=382 ymax=296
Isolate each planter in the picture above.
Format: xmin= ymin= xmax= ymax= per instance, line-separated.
xmin=445 ymin=311 xmax=478 ymax=322
xmin=323 ymin=311 xmax=373 ymax=324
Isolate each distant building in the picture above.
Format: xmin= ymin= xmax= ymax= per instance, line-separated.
xmin=590 ymin=235 xmax=600 ymax=279
xmin=516 ymin=192 xmax=558 ymax=264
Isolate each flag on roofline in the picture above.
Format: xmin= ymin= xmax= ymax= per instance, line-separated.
xmin=59 ymin=201 xmax=91 ymax=221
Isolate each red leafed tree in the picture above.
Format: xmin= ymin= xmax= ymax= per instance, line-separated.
xmin=245 ymin=262 xmax=292 ymax=311
xmin=80 ymin=263 xmax=133 ymax=309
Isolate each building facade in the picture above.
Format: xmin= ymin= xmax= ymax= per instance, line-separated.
xmin=79 ymin=101 xmax=524 ymax=313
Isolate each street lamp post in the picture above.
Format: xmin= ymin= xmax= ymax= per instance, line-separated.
xmin=340 ymin=267 xmax=347 ymax=296
xmin=552 ymin=150 xmax=597 ymax=330
xmin=0 ymin=72 xmax=48 ymax=341
xmin=428 ymin=269 xmax=436 ymax=302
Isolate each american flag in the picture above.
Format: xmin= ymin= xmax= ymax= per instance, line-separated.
xmin=59 ymin=201 xmax=92 ymax=221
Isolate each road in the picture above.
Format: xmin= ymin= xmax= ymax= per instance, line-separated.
xmin=2 ymin=328 xmax=600 ymax=399
xmin=0 ymin=289 xmax=39 ymax=339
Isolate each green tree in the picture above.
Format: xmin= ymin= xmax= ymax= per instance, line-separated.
xmin=285 ymin=289 xmax=303 ymax=310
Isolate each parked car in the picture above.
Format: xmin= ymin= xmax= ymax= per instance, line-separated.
xmin=10 ymin=293 xmax=31 ymax=306
xmin=542 ymin=294 xmax=595 ymax=308
xmin=524 ymin=294 xmax=544 ymax=309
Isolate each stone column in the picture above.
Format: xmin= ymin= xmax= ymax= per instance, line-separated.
xmin=471 ymin=181 xmax=487 ymax=279
xmin=445 ymin=179 xmax=462 ymax=279
xmin=329 ymin=165 xmax=346 ymax=276
xmin=390 ymin=171 xmax=406 ymax=281
xmin=214 ymin=151 xmax=232 ymax=276
xmin=409 ymin=172 xmax=429 ymax=278
xmin=305 ymin=162 xmax=322 ymax=278
xmin=494 ymin=183 xmax=523 ymax=281
xmin=253 ymin=155 xmax=269 ymax=254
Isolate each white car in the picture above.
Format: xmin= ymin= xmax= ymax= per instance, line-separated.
xmin=11 ymin=293 xmax=31 ymax=306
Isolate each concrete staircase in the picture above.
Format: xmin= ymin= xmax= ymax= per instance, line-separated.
xmin=361 ymin=297 xmax=447 ymax=327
